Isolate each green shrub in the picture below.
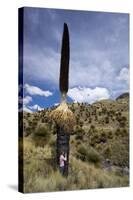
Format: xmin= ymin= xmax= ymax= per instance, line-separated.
xmin=88 ymin=118 xmax=92 ymax=123
xmin=121 ymin=128 xmax=128 ymax=137
xmin=25 ymin=127 xmax=32 ymax=136
xmin=77 ymin=145 xmax=101 ymax=164
xmin=95 ymin=115 xmax=98 ymax=121
xmin=32 ymin=125 xmax=51 ymax=146
xmin=90 ymin=125 xmax=95 ymax=130
xmin=86 ymin=147 xmax=101 ymax=164
xmin=103 ymin=146 xmax=112 ymax=158
xmin=100 ymin=132 xmax=107 ymax=143
xmin=75 ymin=134 xmax=83 ymax=140
xmin=90 ymin=134 xmax=99 ymax=146
xmin=120 ymin=121 xmax=126 ymax=128
xmin=34 ymin=125 xmax=50 ymax=138
xmin=90 ymin=131 xmax=107 ymax=146
xmin=107 ymin=131 xmax=113 ymax=139
xmin=75 ymin=127 xmax=84 ymax=140
xmin=105 ymin=116 xmax=109 ymax=124
xmin=77 ymin=145 xmax=87 ymax=156
xmin=115 ymin=128 xmax=121 ymax=136
xmin=110 ymin=140 xmax=129 ymax=167
xmin=23 ymin=137 xmax=129 ymax=192
xmin=76 ymin=141 xmax=81 ymax=145
xmin=41 ymin=118 xmax=45 ymax=123
xmin=28 ymin=120 xmax=33 ymax=126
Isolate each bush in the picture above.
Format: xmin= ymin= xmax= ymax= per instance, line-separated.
xmin=77 ymin=145 xmax=87 ymax=158
xmin=120 ymin=121 xmax=126 ymax=128
xmin=33 ymin=125 xmax=51 ymax=146
xmin=76 ymin=141 xmax=81 ymax=146
xmin=41 ymin=118 xmax=45 ymax=123
xmin=23 ymin=137 xmax=129 ymax=192
xmin=100 ymin=132 xmax=107 ymax=143
xmin=77 ymin=145 xmax=101 ymax=164
xmin=25 ymin=127 xmax=32 ymax=136
xmin=110 ymin=140 xmax=129 ymax=167
xmin=88 ymin=118 xmax=92 ymax=123
xmin=103 ymin=146 xmax=112 ymax=158
xmin=107 ymin=131 xmax=113 ymax=139
xmin=95 ymin=115 xmax=98 ymax=121
xmin=121 ymin=128 xmax=128 ymax=137
xmin=28 ymin=120 xmax=33 ymax=126
xmin=90 ymin=125 xmax=95 ymax=130
xmin=87 ymin=147 xmax=101 ymax=164
xmin=34 ymin=125 xmax=50 ymax=137
xmin=75 ymin=127 xmax=84 ymax=140
xmin=75 ymin=134 xmax=83 ymax=140
xmin=105 ymin=116 xmax=109 ymax=124
xmin=90 ymin=131 xmax=107 ymax=146
xmin=115 ymin=128 xmax=121 ymax=136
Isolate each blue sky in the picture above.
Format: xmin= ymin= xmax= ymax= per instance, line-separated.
xmin=19 ymin=7 xmax=129 ymax=112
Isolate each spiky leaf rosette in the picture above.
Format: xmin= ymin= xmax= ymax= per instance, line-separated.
xmin=50 ymin=102 xmax=76 ymax=133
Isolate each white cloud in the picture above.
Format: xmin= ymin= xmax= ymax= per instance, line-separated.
xmin=68 ymin=86 xmax=110 ymax=104
xmin=29 ymin=104 xmax=44 ymax=111
xmin=54 ymin=103 xmax=59 ymax=106
xmin=19 ymin=96 xmax=32 ymax=105
xmin=23 ymin=24 xmax=128 ymax=91
xmin=19 ymin=96 xmax=33 ymax=113
xmin=19 ymin=106 xmax=33 ymax=113
xmin=23 ymin=11 xmax=129 ymax=100
xmin=24 ymin=46 xmax=60 ymax=86
xmin=24 ymin=83 xmax=53 ymax=97
xmin=117 ymin=67 xmax=129 ymax=83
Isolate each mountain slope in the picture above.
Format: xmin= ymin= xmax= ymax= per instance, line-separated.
xmin=20 ymin=93 xmax=129 ymax=191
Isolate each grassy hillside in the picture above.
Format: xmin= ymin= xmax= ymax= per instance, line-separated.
xmin=19 ymin=93 xmax=129 ymax=192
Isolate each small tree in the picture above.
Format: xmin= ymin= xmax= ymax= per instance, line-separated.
xmin=105 ymin=116 xmax=109 ymax=124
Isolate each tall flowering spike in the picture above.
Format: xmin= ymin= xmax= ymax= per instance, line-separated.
xmin=50 ymin=23 xmax=75 ymax=132
xmin=50 ymin=23 xmax=75 ymax=176
xmin=59 ymin=23 xmax=70 ymax=96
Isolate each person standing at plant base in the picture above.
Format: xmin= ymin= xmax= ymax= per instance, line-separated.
xmin=59 ymin=152 xmax=67 ymax=175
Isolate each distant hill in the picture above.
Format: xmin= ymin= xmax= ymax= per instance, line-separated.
xmin=116 ymin=92 xmax=129 ymax=100
xmin=21 ymin=92 xmax=129 ymax=166
xmin=20 ymin=92 xmax=129 ymax=192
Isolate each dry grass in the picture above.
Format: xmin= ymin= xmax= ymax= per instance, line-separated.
xmin=23 ymin=142 xmax=129 ymax=193
xmin=22 ymin=138 xmax=129 ymax=193
xmin=21 ymin=94 xmax=129 ymax=193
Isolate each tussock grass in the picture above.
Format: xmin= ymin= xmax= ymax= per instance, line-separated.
xmin=76 ymin=145 xmax=101 ymax=164
xmin=23 ymin=138 xmax=129 ymax=193
xmin=21 ymin=94 xmax=129 ymax=193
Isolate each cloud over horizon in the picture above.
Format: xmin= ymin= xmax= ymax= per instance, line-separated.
xmin=20 ymin=8 xmax=129 ymax=109
xmin=19 ymin=95 xmax=32 ymax=105
xmin=117 ymin=67 xmax=129 ymax=84
xmin=24 ymin=83 xmax=53 ymax=97
xmin=68 ymin=87 xmax=110 ymax=104
xmin=19 ymin=83 xmax=52 ymax=112
xmin=29 ymin=104 xmax=44 ymax=111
